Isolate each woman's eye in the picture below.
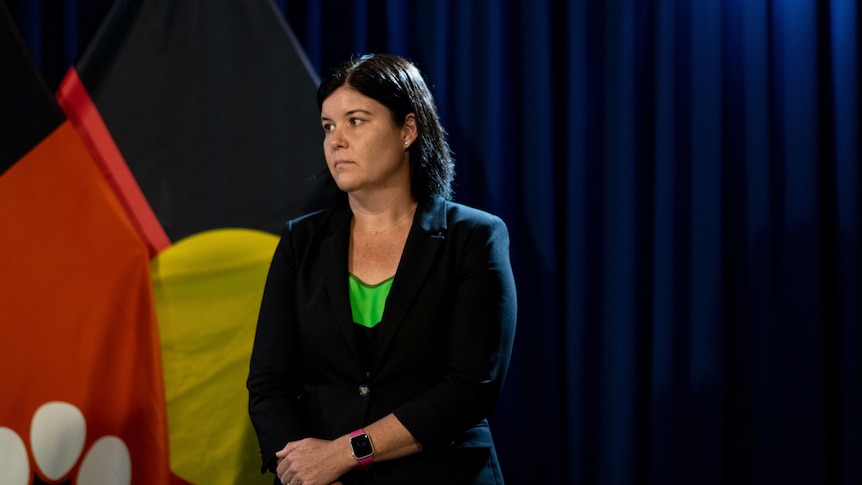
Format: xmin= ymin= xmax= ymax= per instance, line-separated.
xmin=322 ymin=123 xmax=333 ymax=132
xmin=350 ymin=118 xmax=363 ymax=126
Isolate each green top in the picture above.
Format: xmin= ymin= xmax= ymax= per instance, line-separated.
xmin=348 ymin=273 xmax=394 ymax=328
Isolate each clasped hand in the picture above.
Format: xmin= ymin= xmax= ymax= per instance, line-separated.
xmin=276 ymin=437 xmax=349 ymax=485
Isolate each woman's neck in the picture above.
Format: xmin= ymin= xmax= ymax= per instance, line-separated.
xmin=348 ymin=192 xmax=417 ymax=234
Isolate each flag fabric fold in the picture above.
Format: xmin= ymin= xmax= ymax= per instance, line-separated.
xmin=57 ymin=67 xmax=171 ymax=257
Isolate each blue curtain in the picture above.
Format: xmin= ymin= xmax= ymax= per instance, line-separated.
xmin=9 ymin=0 xmax=860 ymax=483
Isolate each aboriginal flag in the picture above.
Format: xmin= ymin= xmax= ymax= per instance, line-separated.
xmin=0 ymin=3 xmax=175 ymax=483
xmin=59 ymin=0 xmax=331 ymax=244
xmin=51 ymin=0 xmax=328 ymax=483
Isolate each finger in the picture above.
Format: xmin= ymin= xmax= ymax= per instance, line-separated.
xmin=276 ymin=459 xmax=289 ymax=477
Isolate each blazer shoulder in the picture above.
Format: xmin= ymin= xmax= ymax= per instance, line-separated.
xmin=277 ymin=207 xmax=349 ymax=251
xmin=441 ymin=201 xmax=509 ymax=235
xmin=282 ymin=207 xmax=345 ymax=233
xmin=445 ymin=202 xmax=503 ymax=222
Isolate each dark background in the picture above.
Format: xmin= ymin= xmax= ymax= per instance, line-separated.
xmin=6 ymin=1 xmax=861 ymax=483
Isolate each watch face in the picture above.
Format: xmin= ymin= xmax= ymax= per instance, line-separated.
xmin=351 ymin=433 xmax=374 ymax=458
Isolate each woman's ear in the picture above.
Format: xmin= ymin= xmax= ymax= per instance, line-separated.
xmin=402 ymin=113 xmax=418 ymax=146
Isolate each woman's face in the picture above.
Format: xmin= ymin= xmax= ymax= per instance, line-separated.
xmin=320 ymin=86 xmax=416 ymax=196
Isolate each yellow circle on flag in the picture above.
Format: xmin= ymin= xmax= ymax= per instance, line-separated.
xmin=151 ymin=228 xmax=278 ymax=485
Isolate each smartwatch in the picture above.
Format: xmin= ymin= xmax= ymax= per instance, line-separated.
xmin=349 ymin=428 xmax=374 ymax=468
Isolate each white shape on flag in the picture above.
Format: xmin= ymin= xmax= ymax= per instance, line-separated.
xmin=77 ymin=435 xmax=132 ymax=485
xmin=30 ymin=401 xmax=86 ymax=480
xmin=0 ymin=427 xmax=29 ymax=485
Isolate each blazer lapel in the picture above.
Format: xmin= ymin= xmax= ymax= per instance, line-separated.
xmin=322 ymin=208 xmax=365 ymax=369
xmin=373 ymin=198 xmax=448 ymax=370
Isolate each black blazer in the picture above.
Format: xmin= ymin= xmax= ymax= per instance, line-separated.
xmin=248 ymin=197 xmax=517 ymax=484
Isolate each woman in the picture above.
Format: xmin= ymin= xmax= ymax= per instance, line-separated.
xmin=247 ymin=53 xmax=517 ymax=485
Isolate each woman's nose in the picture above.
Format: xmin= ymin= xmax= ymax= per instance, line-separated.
xmin=329 ymin=128 xmax=346 ymax=150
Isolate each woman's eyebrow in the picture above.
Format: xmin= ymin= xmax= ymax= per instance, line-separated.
xmin=321 ymin=108 xmax=374 ymax=121
xmin=345 ymin=108 xmax=373 ymax=116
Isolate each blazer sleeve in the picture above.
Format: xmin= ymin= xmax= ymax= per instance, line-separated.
xmin=247 ymin=220 xmax=312 ymax=473
xmin=393 ymin=211 xmax=517 ymax=450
